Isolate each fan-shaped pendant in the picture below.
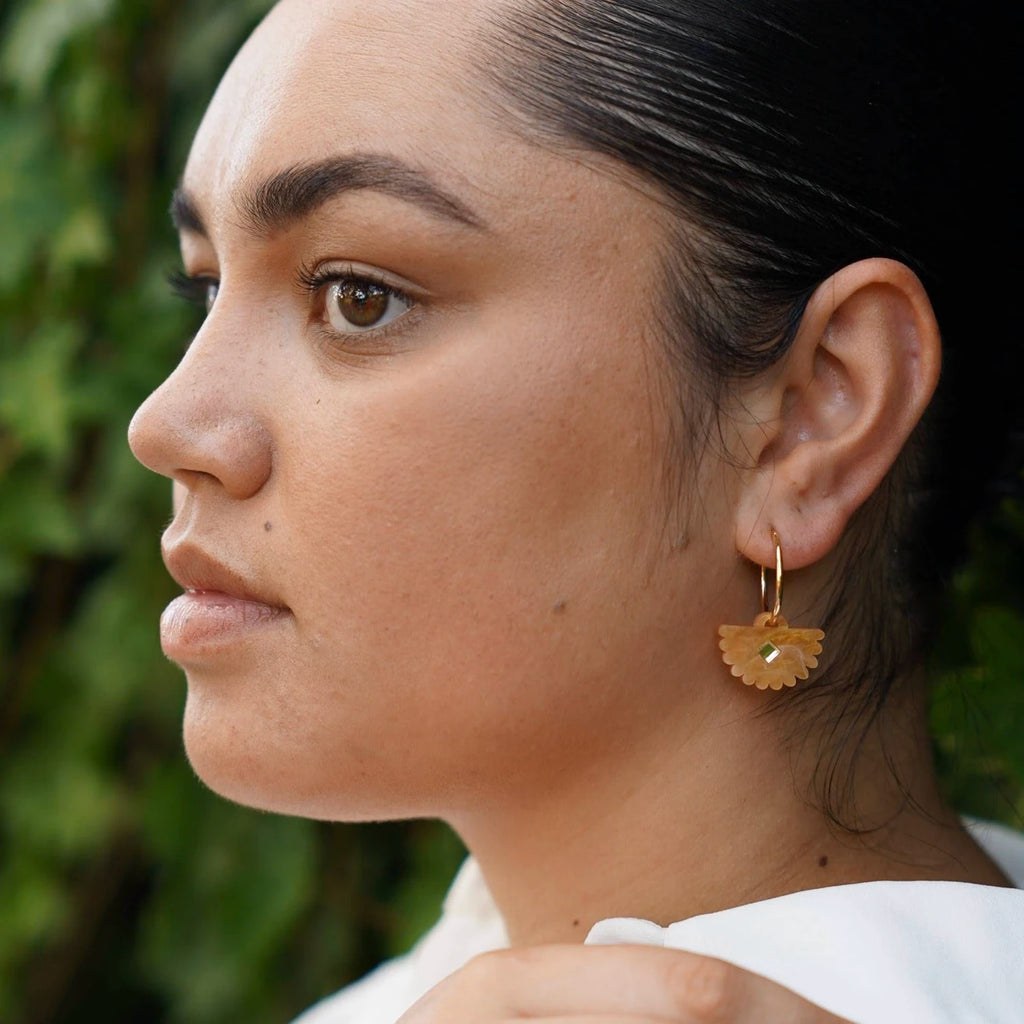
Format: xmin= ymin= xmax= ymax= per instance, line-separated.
xmin=718 ymin=613 xmax=825 ymax=691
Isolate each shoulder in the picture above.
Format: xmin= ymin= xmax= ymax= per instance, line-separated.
xmin=668 ymin=880 xmax=1023 ymax=1023
xmin=292 ymin=824 xmax=1024 ymax=1024
xmin=589 ymin=821 xmax=1024 ymax=1024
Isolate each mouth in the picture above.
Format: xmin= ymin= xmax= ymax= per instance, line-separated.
xmin=160 ymin=543 xmax=290 ymax=661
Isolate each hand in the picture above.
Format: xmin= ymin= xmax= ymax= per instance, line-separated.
xmin=397 ymin=944 xmax=854 ymax=1023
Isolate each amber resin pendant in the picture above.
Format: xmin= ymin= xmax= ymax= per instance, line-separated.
xmin=719 ymin=612 xmax=825 ymax=690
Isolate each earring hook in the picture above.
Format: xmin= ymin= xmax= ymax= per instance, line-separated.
xmin=760 ymin=527 xmax=783 ymax=626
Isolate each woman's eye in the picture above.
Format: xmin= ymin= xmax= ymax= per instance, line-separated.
xmin=168 ymin=271 xmax=219 ymax=315
xmin=324 ymin=279 xmax=412 ymax=334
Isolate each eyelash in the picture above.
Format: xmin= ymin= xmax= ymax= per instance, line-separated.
xmin=298 ymin=262 xmax=415 ymax=333
xmin=167 ymin=266 xmax=418 ymax=342
xmin=296 ymin=261 xmax=398 ymax=296
xmin=167 ymin=269 xmax=217 ymax=309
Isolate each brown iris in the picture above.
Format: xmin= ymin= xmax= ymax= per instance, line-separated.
xmin=334 ymin=280 xmax=390 ymax=328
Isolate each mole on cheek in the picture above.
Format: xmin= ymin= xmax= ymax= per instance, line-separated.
xmin=264 ymin=522 xmax=273 ymax=532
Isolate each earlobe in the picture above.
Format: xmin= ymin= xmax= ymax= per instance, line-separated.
xmin=734 ymin=259 xmax=942 ymax=570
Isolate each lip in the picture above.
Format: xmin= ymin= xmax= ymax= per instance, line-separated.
xmin=160 ymin=543 xmax=290 ymax=661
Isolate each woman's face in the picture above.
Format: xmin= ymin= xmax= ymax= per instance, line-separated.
xmin=129 ymin=0 xmax=741 ymax=821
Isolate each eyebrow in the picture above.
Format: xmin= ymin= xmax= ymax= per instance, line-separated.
xmin=170 ymin=154 xmax=485 ymax=238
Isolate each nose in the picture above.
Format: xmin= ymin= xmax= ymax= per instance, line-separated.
xmin=127 ymin=327 xmax=273 ymax=500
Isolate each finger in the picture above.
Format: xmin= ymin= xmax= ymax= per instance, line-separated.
xmin=535 ymin=1017 xmax=684 ymax=1023
xmin=398 ymin=944 xmax=850 ymax=1022
xmin=705 ymin=968 xmax=854 ymax=1024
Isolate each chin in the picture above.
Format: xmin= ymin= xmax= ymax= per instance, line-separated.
xmin=180 ymin=696 xmax=446 ymax=823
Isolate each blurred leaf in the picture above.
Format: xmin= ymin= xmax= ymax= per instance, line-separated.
xmin=931 ymin=500 xmax=1024 ymax=823
xmin=0 ymin=319 xmax=82 ymax=459
xmin=139 ymin=785 xmax=316 ymax=1024
xmin=50 ymin=204 xmax=112 ymax=272
xmin=0 ymin=111 xmax=66 ymax=290
xmin=0 ymin=749 xmax=121 ymax=858
xmin=0 ymin=853 xmax=67 ymax=960
xmin=0 ymin=461 xmax=79 ymax=554
xmin=0 ymin=0 xmax=116 ymax=98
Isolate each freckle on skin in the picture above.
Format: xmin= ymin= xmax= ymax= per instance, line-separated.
xmin=572 ymin=918 xmax=580 ymax=927
xmin=818 ymin=855 xmax=829 ymax=868
xmin=264 ymin=522 xmax=273 ymax=532
xmin=552 ymin=599 xmax=567 ymax=614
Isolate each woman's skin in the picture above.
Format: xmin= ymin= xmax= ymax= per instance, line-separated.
xmin=127 ymin=0 xmax=1008 ymax=1019
xmin=397 ymin=945 xmax=855 ymax=1023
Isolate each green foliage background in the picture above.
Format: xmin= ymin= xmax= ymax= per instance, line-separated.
xmin=0 ymin=1 xmax=1019 ymax=1022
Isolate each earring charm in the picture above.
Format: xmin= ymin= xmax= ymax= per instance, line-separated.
xmin=718 ymin=528 xmax=825 ymax=691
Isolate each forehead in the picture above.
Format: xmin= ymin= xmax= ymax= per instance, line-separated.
xmin=185 ymin=0 xmax=516 ymax=220
xmin=182 ymin=0 xmax=667 ymax=286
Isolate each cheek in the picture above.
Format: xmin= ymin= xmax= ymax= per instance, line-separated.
xmin=248 ymin=307 xmax=673 ymax=803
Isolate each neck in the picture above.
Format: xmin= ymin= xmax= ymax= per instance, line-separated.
xmin=448 ymin=684 xmax=1006 ymax=946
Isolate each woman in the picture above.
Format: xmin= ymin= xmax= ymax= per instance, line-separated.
xmin=128 ymin=0 xmax=1024 ymax=1021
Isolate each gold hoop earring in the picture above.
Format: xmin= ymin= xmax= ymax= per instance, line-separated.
xmin=718 ymin=528 xmax=825 ymax=691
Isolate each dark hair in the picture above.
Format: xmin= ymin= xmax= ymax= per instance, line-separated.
xmin=480 ymin=0 xmax=1019 ymax=822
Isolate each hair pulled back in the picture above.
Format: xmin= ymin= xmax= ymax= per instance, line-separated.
xmin=482 ymin=0 xmax=1019 ymax=821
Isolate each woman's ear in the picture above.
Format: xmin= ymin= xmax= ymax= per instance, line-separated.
xmin=733 ymin=258 xmax=941 ymax=569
